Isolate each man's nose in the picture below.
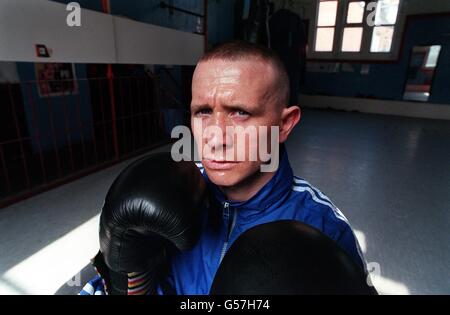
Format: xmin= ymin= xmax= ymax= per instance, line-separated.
xmin=205 ymin=112 xmax=233 ymax=149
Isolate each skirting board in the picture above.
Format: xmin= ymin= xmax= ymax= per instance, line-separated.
xmin=299 ymin=94 xmax=450 ymax=121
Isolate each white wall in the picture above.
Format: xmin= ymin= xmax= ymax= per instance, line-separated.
xmin=114 ymin=17 xmax=204 ymax=65
xmin=0 ymin=0 xmax=204 ymax=65
xmin=0 ymin=0 xmax=116 ymax=63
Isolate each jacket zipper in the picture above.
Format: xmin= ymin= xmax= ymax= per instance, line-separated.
xmin=219 ymin=202 xmax=236 ymax=262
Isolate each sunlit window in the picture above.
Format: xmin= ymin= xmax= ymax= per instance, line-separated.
xmin=341 ymin=1 xmax=366 ymax=52
xmin=315 ymin=1 xmax=338 ymax=52
xmin=347 ymin=1 xmax=365 ymax=24
xmin=342 ymin=27 xmax=363 ymax=52
xmin=370 ymin=0 xmax=400 ymax=53
xmin=313 ymin=0 xmax=402 ymax=57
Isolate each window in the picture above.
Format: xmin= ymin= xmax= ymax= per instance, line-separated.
xmin=342 ymin=1 xmax=365 ymax=52
xmin=316 ymin=28 xmax=335 ymax=51
xmin=315 ymin=1 xmax=338 ymax=52
xmin=312 ymin=0 xmax=402 ymax=59
xmin=347 ymin=1 xmax=365 ymax=24
xmin=370 ymin=0 xmax=400 ymax=52
xmin=342 ymin=27 xmax=363 ymax=52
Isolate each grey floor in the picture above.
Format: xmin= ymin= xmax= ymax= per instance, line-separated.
xmin=286 ymin=108 xmax=450 ymax=295
xmin=0 ymin=108 xmax=449 ymax=294
xmin=0 ymin=145 xmax=171 ymax=295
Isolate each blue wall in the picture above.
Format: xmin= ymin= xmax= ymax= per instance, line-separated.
xmin=51 ymin=0 xmax=103 ymax=12
xmin=110 ymin=0 xmax=204 ymax=33
xmin=207 ymin=0 xmax=236 ymax=46
xmin=16 ymin=63 xmax=93 ymax=152
xmin=304 ymin=15 xmax=450 ymax=105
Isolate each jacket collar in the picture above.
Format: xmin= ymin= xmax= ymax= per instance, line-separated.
xmin=203 ymin=145 xmax=294 ymax=213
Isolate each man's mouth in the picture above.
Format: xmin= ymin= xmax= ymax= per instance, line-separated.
xmin=202 ymin=159 xmax=241 ymax=170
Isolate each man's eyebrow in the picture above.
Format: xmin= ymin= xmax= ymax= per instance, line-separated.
xmin=225 ymin=104 xmax=249 ymax=111
xmin=191 ymin=103 xmax=261 ymax=113
xmin=224 ymin=103 xmax=260 ymax=113
xmin=190 ymin=104 xmax=210 ymax=111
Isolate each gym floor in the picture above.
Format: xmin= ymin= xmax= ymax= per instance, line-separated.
xmin=0 ymin=108 xmax=449 ymax=295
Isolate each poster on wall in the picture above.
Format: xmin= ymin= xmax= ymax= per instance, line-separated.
xmin=35 ymin=63 xmax=78 ymax=97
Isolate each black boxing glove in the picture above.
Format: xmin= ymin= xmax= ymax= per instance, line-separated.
xmin=210 ymin=220 xmax=377 ymax=295
xmin=92 ymin=152 xmax=209 ymax=295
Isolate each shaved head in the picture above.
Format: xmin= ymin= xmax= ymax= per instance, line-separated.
xmin=198 ymin=40 xmax=290 ymax=108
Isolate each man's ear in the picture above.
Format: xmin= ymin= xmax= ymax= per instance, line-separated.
xmin=279 ymin=105 xmax=301 ymax=143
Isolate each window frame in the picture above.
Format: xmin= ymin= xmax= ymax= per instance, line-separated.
xmin=308 ymin=0 xmax=405 ymax=61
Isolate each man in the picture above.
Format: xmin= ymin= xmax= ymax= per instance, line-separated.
xmin=80 ymin=40 xmax=365 ymax=295
xmin=164 ymin=40 xmax=365 ymax=294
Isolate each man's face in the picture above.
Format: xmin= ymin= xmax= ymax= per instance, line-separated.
xmin=190 ymin=59 xmax=283 ymax=188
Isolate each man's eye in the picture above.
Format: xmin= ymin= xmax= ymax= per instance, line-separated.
xmin=195 ymin=108 xmax=212 ymax=116
xmin=235 ymin=110 xmax=250 ymax=117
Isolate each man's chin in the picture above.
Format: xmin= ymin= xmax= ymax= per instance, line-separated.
xmin=203 ymin=167 xmax=246 ymax=188
xmin=203 ymin=161 xmax=263 ymax=188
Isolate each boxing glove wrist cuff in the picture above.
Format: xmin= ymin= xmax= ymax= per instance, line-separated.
xmin=91 ymin=251 xmax=158 ymax=295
